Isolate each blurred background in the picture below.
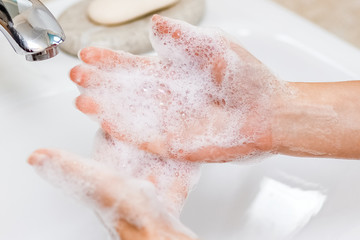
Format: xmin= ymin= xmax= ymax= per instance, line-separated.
xmin=272 ymin=0 xmax=360 ymax=49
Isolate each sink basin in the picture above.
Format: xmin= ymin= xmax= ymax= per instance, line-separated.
xmin=1 ymin=0 xmax=360 ymax=239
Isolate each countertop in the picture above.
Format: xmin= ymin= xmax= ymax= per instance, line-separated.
xmin=272 ymin=0 xmax=360 ymax=49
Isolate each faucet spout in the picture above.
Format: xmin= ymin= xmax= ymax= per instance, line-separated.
xmin=0 ymin=0 xmax=65 ymax=61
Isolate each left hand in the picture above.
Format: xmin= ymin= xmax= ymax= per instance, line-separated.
xmin=28 ymin=149 xmax=197 ymax=240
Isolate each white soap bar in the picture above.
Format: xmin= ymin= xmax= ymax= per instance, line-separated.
xmin=88 ymin=0 xmax=180 ymax=25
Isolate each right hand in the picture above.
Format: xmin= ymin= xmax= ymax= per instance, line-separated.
xmin=71 ymin=15 xmax=285 ymax=162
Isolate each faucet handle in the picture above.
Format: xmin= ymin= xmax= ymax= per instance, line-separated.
xmin=0 ymin=0 xmax=66 ymax=61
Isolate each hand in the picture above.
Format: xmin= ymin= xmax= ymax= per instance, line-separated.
xmin=28 ymin=149 xmax=197 ymax=240
xmin=70 ymin=15 xmax=284 ymax=162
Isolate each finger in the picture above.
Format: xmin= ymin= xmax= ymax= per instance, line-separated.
xmin=28 ymin=149 xmax=118 ymax=208
xmin=139 ymin=140 xmax=167 ymax=157
xmin=75 ymin=95 xmax=100 ymax=114
xmin=151 ymin=15 xmax=229 ymax=84
xmin=79 ymin=46 xmax=153 ymax=70
xmin=150 ymin=15 xmax=226 ymax=64
xmin=70 ymin=65 xmax=105 ymax=88
xmin=28 ymin=148 xmax=52 ymax=166
xmin=212 ymin=56 xmax=227 ymax=85
xmin=79 ymin=46 xmax=131 ymax=68
xmin=101 ymin=120 xmax=131 ymax=143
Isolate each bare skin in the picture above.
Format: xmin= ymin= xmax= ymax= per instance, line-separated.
xmin=273 ymin=81 xmax=360 ymax=159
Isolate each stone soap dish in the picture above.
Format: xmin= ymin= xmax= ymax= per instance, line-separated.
xmin=88 ymin=0 xmax=180 ymax=25
xmin=58 ymin=0 xmax=205 ymax=56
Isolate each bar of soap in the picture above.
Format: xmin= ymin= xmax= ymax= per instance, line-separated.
xmin=88 ymin=0 xmax=179 ymax=25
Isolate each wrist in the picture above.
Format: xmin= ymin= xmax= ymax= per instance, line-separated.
xmin=270 ymin=81 xmax=299 ymax=155
xmin=270 ymin=81 xmax=355 ymax=158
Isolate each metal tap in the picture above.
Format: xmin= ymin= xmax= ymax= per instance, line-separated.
xmin=0 ymin=0 xmax=65 ymax=61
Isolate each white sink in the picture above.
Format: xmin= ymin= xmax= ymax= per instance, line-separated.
xmin=1 ymin=0 xmax=360 ymax=239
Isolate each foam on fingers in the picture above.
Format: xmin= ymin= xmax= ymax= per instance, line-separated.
xmin=28 ymin=149 xmax=159 ymax=225
xmin=79 ymin=47 xmax=155 ymax=71
xmin=79 ymin=47 xmax=132 ymax=70
xmin=28 ymin=149 xmax=105 ymax=205
xmin=28 ymin=148 xmax=198 ymax=239
xmin=150 ymin=15 xmax=228 ymax=66
xmin=70 ymin=65 xmax=107 ymax=88
xmin=93 ymin=131 xmax=201 ymax=215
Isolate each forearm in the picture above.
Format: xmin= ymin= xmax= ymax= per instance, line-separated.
xmin=272 ymin=81 xmax=360 ymax=159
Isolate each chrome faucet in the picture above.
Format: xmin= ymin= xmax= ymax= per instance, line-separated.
xmin=0 ymin=0 xmax=65 ymax=61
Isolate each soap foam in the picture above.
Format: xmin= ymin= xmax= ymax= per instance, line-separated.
xmin=31 ymin=149 xmax=197 ymax=237
xmin=80 ymin=16 xmax=280 ymax=161
xmin=93 ymin=130 xmax=201 ymax=215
